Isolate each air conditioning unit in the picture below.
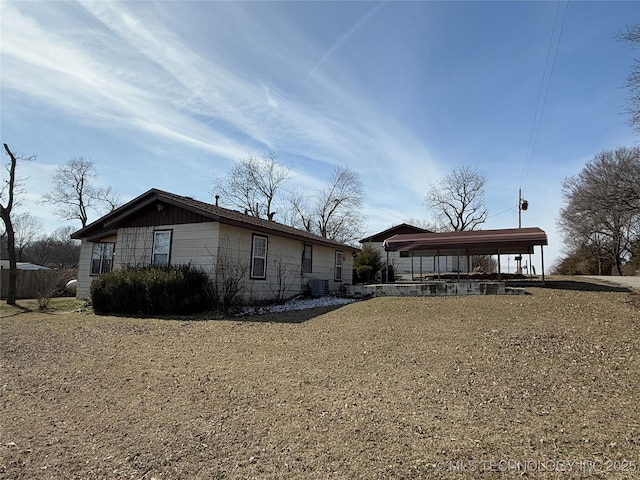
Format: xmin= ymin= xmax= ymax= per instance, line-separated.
xmin=308 ymin=278 xmax=329 ymax=296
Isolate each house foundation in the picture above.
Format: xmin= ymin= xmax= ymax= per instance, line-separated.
xmin=347 ymin=280 xmax=526 ymax=298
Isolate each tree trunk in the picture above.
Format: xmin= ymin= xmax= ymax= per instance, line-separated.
xmin=615 ymin=257 xmax=624 ymax=276
xmin=1 ymin=143 xmax=19 ymax=305
xmin=0 ymin=208 xmax=17 ymax=304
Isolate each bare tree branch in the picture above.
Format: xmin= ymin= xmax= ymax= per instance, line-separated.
xmin=11 ymin=213 xmax=43 ymax=261
xmin=311 ymin=166 xmax=366 ymax=243
xmin=426 ymin=165 xmax=488 ymax=231
xmin=620 ymin=21 xmax=640 ymax=134
xmin=212 ymin=151 xmax=290 ymax=219
xmin=558 ymin=146 xmax=640 ymax=274
xmin=41 ymin=157 xmax=121 ymax=228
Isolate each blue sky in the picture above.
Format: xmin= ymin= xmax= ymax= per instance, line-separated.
xmin=1 ymin=1 xmax=639 ymax=272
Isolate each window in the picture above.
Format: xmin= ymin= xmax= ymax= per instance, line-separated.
xmin=91 ymin=243 xmax=114 ymax=275
xmin=152 ymin=230 xmax=172 ymax=266
xmin=399 ymin=251 xmax=410 ymax=258
xmin=251 ymin=235 xmax=268 ymax=279
xmin=302 ymin=244 xmax=313 ymax=273
xmin=334 ymin=251 xmax=343 ymax=281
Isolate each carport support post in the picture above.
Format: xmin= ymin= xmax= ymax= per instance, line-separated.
xmin=497 ymin=248 xmax=501 ymax=281
xmin=541 ymin=246 xmax=545 ymax=282
xmin=466 ymin=250 xmax=470 ymax=280
xmin=419 ymin=254 xmax=423 ymax=283
xmin=386 ymin=250 xmax=389 ymax=283
xmin=436 ymin=250 xmax=440 ymax=280
xmin=411 ymin=251 xmax=414 ymax=281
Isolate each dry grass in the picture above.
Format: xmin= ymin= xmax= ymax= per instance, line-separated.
xmin=1 ymin=278 xmax=639 ymax=479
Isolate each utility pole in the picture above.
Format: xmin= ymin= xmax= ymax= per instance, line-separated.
xmin=516 ymin=188 xmax=528 ymax=274
xmin=518 ymin=188 xmax=528 ymax=228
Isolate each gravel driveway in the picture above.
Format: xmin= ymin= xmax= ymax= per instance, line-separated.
xmin=584 ymin=275 xmax=640 ymax=290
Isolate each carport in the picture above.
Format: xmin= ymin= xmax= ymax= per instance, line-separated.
xmin=383 ymin=227 xmax=549 ymax=282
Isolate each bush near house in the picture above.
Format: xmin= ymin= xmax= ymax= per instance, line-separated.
xmin=354 ymin=245 xmax=383 ymax=283
xmin=90 ymin=265 xmax=214 ymax=315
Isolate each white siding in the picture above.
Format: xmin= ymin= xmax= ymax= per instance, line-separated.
xmin=76 ymin=240 xmax=93 ymax=300
xmin=304 ymin=244 xmax=353 ymax=286
xmin=216 ymin=225 xmax=305 ymax=303
xmin=216 ymin=225 xmax=354 ymax=303
xmin=115 ymin=226 xmax=153 ymax=267
xmin=77 ymin=220 xmax=354 ymax=304
xmin=76 ymin=235 xmax=117 ymax=300
xmin=362 ymin=240 xmax=468 ymax=280
xmin=165 ymin=223 xmax=220 ymax=273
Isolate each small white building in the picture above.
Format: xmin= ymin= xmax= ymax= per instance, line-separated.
xmin=0 ymin=261 xmax=50 ymax=270
xmin=360 ymin=224 xmax=468 ymax=281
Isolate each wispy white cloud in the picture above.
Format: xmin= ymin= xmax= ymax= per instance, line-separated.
xmin=0 ymin=3 xmax=436 ymax=247
xmin=1 ymin=2 xmax=249 ymax=161
xmin=7 ymin=2 xmax=434 ymax=163
xmin=308 ymin=1 xmax=387 ymax=80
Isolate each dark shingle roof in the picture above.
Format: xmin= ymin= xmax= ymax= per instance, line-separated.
xmin=360 ymin=223 xmax=431 ymax=243
xmin=72 ymin=188 xmax=358 ymax=251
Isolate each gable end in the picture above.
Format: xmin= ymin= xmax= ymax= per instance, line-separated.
xmin=112 ymin=200 xmax=210 ymax=229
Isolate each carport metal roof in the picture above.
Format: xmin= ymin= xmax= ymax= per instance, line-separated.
xmin=383 ymin=227 xmax=548 ymax=256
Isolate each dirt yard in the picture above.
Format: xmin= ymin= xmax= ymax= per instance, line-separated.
xmin=1 ymin=278 xmax=639 ymax=479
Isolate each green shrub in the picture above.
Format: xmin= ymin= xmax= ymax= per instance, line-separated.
xmin=90 ymin=265 xmax=213 ymax=316
xmin=354 ymin=245 xmax=383 ymax=283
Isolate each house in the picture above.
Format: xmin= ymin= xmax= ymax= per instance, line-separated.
xmin=360 ymin=224 xmax=469 ymax=280
xmin=71 ymin=189 xmax=358 ymax=304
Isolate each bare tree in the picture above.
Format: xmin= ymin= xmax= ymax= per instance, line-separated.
xmin=212 ymin=151 xmax=290 ymax=220
xmin=426 ymin=165 xmax=488 ymax=231
xmin=24 ymin=226 xmax=81 ymax=268
xmin=41 ymin=157 xmax=121 ymax=228
xmin=1 ymin=143 xmax=34 ymax=304
xmin=315 ymin=166 xmax=365 ymax=242
xmin=11 ymin=213 xmax=43 ymax=261
xmin=402 ymin=217 xmax=439 ymax=232
xmin=620 ymin=21 xmax=640 ymax=134
xmin=287 ymin=186 xmax=314 ymax=232
xmin=558 ymin=147 xmax=640 ymax=275
xmin=291 ymin=166 xmax=366 ymax=243
xmin=49 ymin=226 xmax=81 ymax=268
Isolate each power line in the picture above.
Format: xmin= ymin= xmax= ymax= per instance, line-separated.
xmin=487 ymin=205 xmax=517 ymax=219
xmin=520 ymin=1 xmax=570 ymax=189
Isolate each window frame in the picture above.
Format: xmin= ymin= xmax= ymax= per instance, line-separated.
xmin=302 ymin=243 xmax=313 ymax=274
xmin=152 ymin=230 xmax=173 ymax=267
xmin=334 ymin=250 xmax=343 ymax=281
xmin=251 ymin=234 xmax=268 ymax=279
xmin=90 ymin=242 xmax=115 ymax=275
